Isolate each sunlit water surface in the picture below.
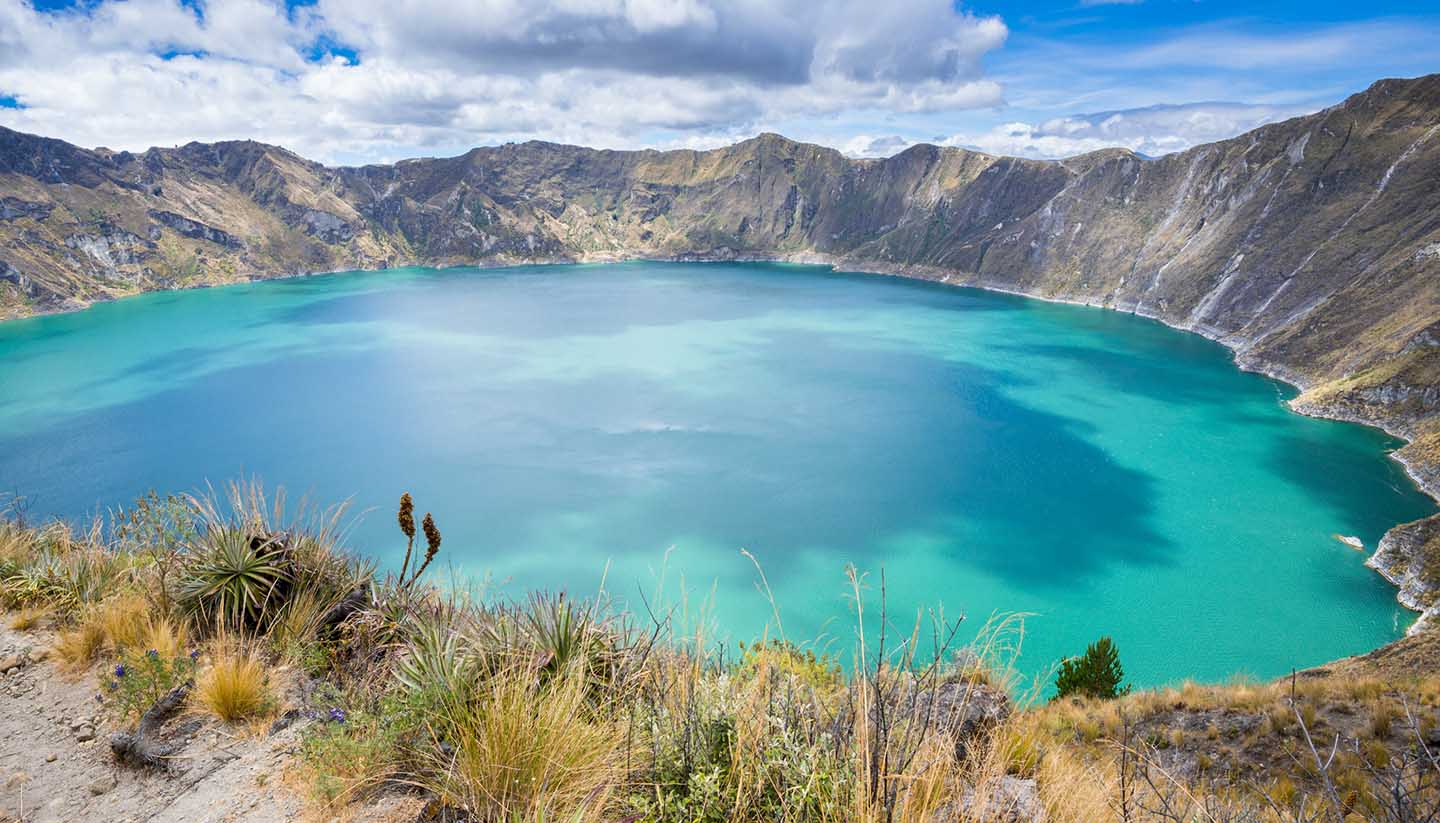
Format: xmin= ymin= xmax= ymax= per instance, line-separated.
xmin=1 ymin=262 xmax=1433 ymax=685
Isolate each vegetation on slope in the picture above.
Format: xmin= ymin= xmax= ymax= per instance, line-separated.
xmin=3 ymin=484 xmax=1440 ymax=822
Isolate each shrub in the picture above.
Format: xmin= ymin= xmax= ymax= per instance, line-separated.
xmin=302 ymin=706 xmax=396 ymax=805
xmin=113 ymin=491 xmax=200 ymax=614
xmin=101 ymin=647 xmax=198 ymax=721
xmin=738 ymin=638 xmax=842 ymax=692
xmin=196 ymin=642 xmax=271 ymax=723
xmin=1054 ymin=637 xmax=1129 ymax=700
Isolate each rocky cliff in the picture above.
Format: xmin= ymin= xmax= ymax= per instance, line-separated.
xmin=2 ymin=73 xmax=1438 ymax=617
xmin=1367 ymin=516 xmax=1440 ymax=634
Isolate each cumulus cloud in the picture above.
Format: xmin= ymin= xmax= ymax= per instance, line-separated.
xmin=943 ymin=101 xmax=1318 ymax=159
xmin=841 ymin=135 xmax=918 ymax=158
xmin=836 ymin=101 xmax=1319 ymax=160
xmin=0 ymin=0 xmax=1007 ymax=163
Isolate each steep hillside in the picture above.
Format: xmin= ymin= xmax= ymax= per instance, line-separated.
xmin=2 ymin=74 xmax=1438 ymax=617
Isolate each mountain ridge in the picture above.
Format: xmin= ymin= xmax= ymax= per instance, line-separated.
xmin=2 ymin=73 xmax=1439 ymax=621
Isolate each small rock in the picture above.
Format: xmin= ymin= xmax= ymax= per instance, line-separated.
xmin=268 ymin=708 xmax=301 ymax=735
xmin=959 ymin=776 xmax=1045 ymax=823
xmin=75 ymin=726 xmax=95 ymax=743
xmin=1334 ymin=534 xmax=1364 ymax=551
xmin=0 ymin=654 xmax=22 ymax=671
xmin=87 ymin=774 xmax=117 ymax=796
xmin=69 ymin=719 xmax=87 ymax=732
xmin=44 ymin=753 xmax=56 ymax=763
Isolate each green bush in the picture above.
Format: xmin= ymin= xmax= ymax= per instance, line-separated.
xmin=299 ymin=691 xmax=424 ymax=806
xmin=738 ymin=639 xmax=842 ymax=692
xmin=100 ymin=647 xmax=198 ymax=721
xmin=1054 ymin=636 xmax=1130 ymax=700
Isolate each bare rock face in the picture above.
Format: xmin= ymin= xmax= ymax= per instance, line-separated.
xmin=922 ymin=680 xmax=1012 ymax=756
xmin=880 ymin=679 xmax=1012 ymax=762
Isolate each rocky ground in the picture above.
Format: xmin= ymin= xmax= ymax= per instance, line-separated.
xmin=0 ymin=623 xmax=420 ymax=823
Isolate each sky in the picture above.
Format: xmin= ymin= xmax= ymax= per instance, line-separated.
xmin=0 ymin=0 xmax=1436 ymax=166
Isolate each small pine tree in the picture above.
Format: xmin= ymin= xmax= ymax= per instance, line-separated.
xmin=1054 ymin=636 xmax=1130 ymax=700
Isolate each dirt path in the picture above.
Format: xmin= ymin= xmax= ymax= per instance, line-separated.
xmin=0 ymin=624 xmax=415 ymax=823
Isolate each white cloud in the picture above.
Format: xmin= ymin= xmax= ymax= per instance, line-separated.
xmin=837 ymin=100 xmax=1319 ymax=160
xmin=0 ymin=0 xmax=1008 ymax=163
xmin=942 ymin=101 xmax=1318 ymax=159
xmin=841 ymin=135 xmax=917 ymax=158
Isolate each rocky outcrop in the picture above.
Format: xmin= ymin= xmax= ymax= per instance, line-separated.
xmin=0 ymin=196 xmax=52 ymax=221
xmin=0 ymin=73 xmax=1438 ymax=612
xmin=1367 ymin=516 xmax=1440 ymax=632
xmin=146 ymin=210 xmax=243 ymax=249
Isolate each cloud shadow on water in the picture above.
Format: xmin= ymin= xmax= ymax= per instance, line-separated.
xmin=0 ymin=322 xmax=1172 ymax=593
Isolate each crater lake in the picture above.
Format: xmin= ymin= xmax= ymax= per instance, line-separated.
xmin=1 ymin=261 xmax=1433 ymax=685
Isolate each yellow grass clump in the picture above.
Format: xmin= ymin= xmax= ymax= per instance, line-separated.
xmin=422 ymin=661 xmax=622 ymax=821
xmin=196 ymin=641 xmax=271 ymax=724
xmin=8 ymin=606 xmax=45 ymax=631
xmin=141 ymin=614 xmax=190 ymax=660
xmin=55 ymin=620 xmax=107 ymax=667
xmin=95 ymin=593 xmax=150 ymax=651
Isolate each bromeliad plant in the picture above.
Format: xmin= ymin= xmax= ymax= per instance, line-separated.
xmin=178 ymin=528 xmax=291 ymax=630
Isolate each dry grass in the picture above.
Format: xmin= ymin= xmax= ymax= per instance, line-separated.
xmin=196 ymin=639 xmax=271 ymax=724
xmin=8 ymin=606 xmax=45 ymax=631
xmin=9 ymin=488 xmax=1440 ymax=823
xmin=0 ymin=521 xmax=34 ymax=566
xmin=419 ymin=660 xmax=622 ymax=822
xmin=94 ymin=593 xmax=150 ymax=651
xmin=54 ymin=620 xmax=106 ymax=668
xmin=141 ymin=614 xmax=190 ymax=659
xmin=1034 ymin=744 xmax=1113 ymax=823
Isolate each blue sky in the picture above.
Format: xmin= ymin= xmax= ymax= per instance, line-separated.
xmin=0 ymin=0 xmax=1435 ymax=164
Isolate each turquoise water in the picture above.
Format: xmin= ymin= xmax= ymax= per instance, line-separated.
xmin=0 ymin=262 xmax=1433 ymax=686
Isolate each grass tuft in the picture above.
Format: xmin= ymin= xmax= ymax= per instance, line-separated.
xmin=95 ymin=593 xmax=150 ymax=651
xmin=418 ymin=661 xmax=622 ymax=821
xmin=55 ymin=620 xmax=107 ymax=668
xmin=8 ymin=605 xmax=45 ymax=631
xmin=196 ymin=639 xmax=271 ymax=724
